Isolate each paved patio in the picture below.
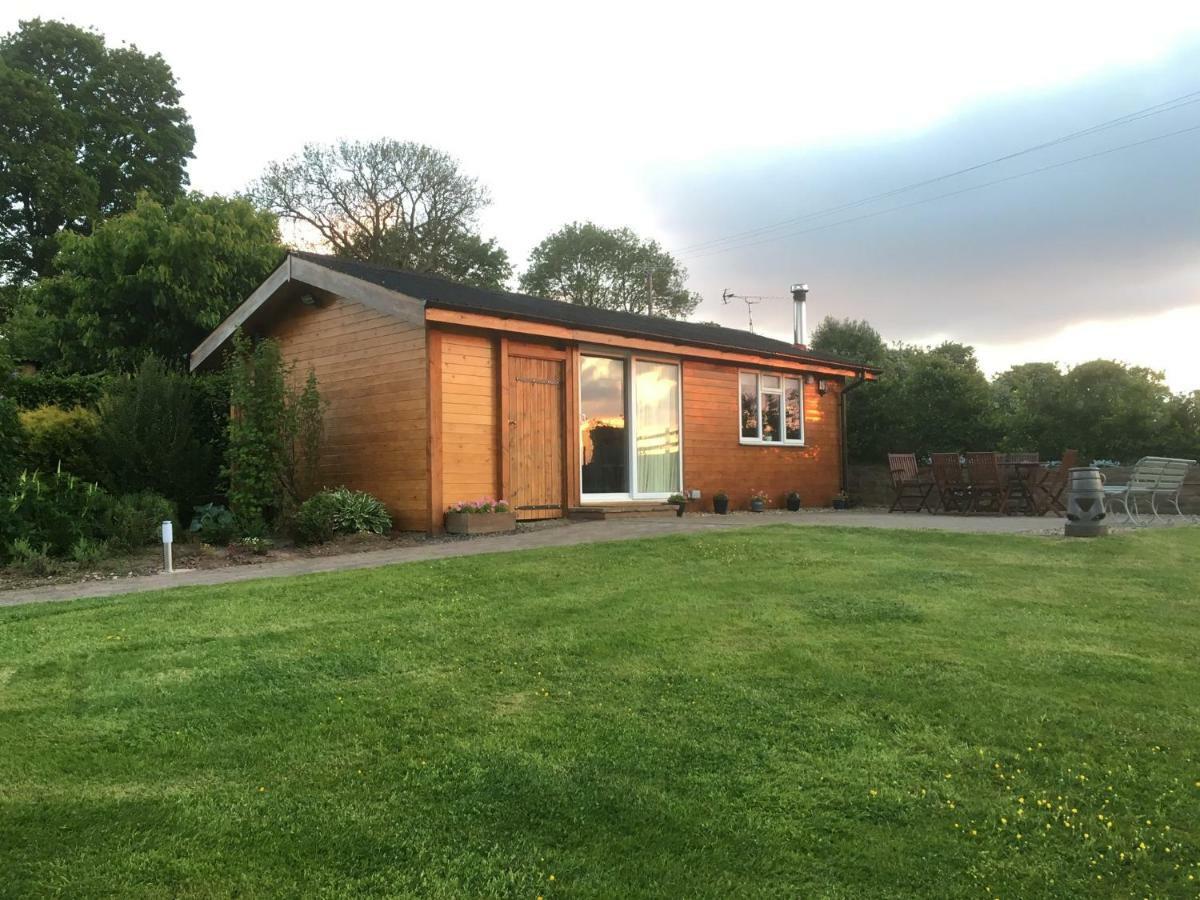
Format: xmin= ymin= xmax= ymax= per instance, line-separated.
xmin=1 ymin=509 xmax=1190 ymax=608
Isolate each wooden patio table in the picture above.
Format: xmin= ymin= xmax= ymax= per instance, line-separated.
xmin=1009 ymin=461 xmax=1051 ymax=516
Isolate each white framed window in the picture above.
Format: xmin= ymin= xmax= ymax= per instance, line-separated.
xmin=580 ymin=352 xmax=682 ymax=500
xmin=739 ymin=370 xmax=804 ymax=445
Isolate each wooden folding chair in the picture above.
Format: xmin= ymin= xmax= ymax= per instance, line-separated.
xmin=930 ymin=453 xmax=969 ymax=513
xmin=964 ymin=452 xmax=1010 ymax=514
xmin=887 ymin=453 xmax=934 ymax=512
xmin=1000 ymin=452 xmax=1039 ymax=514
xmin=1034 ymin=449 xmax=1078 ymax=516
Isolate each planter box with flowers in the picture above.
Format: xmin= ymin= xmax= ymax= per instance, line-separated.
xmin=444 ymin=498 xmax=516 ymax=535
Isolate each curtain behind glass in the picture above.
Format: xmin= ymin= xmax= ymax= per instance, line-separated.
xmin=635 ymin=361 xmax=680 ymax=494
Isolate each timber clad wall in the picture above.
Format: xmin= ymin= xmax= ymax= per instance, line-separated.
xmin=439 ymin=330 xmax=499 ymax=506
xmin=268 ymin=295 xmax=429 ymax=531
xmin=682 ymin=359 xmax=843 ymax=510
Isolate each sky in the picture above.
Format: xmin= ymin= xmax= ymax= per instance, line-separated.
xmin=6 ymin=0 xmax=1200 ymax=389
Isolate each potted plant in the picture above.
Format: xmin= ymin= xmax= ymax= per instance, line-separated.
xmin=749 ymin=490 xmax=769 ymax=513
xmin=832 ymin=490 xmax=851 ymax=510
xmin=713 ymin=490 xmax=729 ymax=515
xmin=444 ymin=498 xmax=517 ymax=534
xmin=667 ymin=492 xmax=688 ymax=517
xmin=786 ymin=490 xmax=802 ymax=512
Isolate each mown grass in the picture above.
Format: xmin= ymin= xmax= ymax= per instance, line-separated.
xmin=1 ymin=525 xmax=1198 ymax=898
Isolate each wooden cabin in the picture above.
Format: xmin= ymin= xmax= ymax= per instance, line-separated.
xmin=191 ymin=253 xmax=877 ymax=532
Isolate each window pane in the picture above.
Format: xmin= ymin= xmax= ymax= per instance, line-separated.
xmin=785 ymin=377 xmax=803 ymax=441
xmin=634 ymin=361 xmax=680 ymax=494
xmin=580 ymin=356 xmax=627 ymax=493
xmin=761 ymin=391 xmax=782 ymax=442
xmin=761 ymin=374 xmax=781 ymax=390
xmin=740 ymin=372 xmax=759 ymax=439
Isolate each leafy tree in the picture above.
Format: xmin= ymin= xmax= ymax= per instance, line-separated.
xmin=810 ymin=316 xmax=886 ymax=365
xmin=990 ymin=363 xmax=1066 ymax=457
xmin=520 ymin=222 xmax=701 ymax=319
xmin=247 ymin=139 xmax=511 ymax=289
xmin=0 ymin=19 xmax=195 ymax=281
xmin=1054 ymin=361 xmax=1180 ymax=463
xmin=17 ymin=192 xmax=283 ymax=372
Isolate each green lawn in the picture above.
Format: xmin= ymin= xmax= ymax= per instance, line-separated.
xmin=2 ymin=526 xmax=1198 ymax=898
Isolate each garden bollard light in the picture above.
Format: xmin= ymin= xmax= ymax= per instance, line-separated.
xmin=161 ymin=520 xmax=174 ymax=573
xmin=1064 ymin=467 xmax=1108 ymax=538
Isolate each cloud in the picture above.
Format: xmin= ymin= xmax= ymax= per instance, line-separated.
xmin=647 ymin=42 xmax=1200 ymax=388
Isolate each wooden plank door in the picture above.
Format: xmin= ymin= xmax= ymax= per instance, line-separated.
xmin=509 ymin=355 xmax=565 ymax=520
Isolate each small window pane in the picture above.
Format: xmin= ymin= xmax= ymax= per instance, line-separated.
xmin=740 ymin=372 xmax=759 ymax=439
xmin=761 ymin=374 xmax=781 ymax=390
xmin=785 ymin=378 xmax=803 ymax=441
xmin=761 ymin=391 xmax=782 ymax=442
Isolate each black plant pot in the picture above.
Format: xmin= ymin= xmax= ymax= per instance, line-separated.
xmin=786 ymin=494 xmax=802 ymax=512
xmin=674 ymin=503 xmax=685 ymax=517
xmin=713 ymin=496 xmax=729 ymax=515
xmin=833 ymin=497 xmax=850 ymax=510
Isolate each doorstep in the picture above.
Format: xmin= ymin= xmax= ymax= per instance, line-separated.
xmin=567 ymin=503 xmax=678 ymax=521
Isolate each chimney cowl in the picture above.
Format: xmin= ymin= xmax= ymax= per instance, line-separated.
xmin=791 ymin=283 xmax=809 ymax=348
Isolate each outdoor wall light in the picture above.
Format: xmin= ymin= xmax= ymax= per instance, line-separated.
xmin=817 ymin=379 xmax=830 ymax=395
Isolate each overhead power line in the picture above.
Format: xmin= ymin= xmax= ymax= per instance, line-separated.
xmin=679 ymin=120 xmax=1200 ymax=261
xmin=678 ymin=88 xmax=1200 ymax=257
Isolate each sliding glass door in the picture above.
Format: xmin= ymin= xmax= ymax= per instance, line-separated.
xmin=580 ymin=354 xmax=681 ymax=500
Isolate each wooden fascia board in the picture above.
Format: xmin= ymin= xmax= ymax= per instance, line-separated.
xmin=189 ymin=258 xmax=290 ymax=371
xmin=426 ymin=309 xmax=876 ymax=379
xmin=188 ymin=254 xmax=427 ymax=371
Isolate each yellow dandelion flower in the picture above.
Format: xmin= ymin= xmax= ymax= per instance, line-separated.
xmin=548 ymin=875 xmax=555 ymax=881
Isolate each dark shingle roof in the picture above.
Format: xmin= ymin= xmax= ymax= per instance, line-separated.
xmin=293 ymin=252 xmax=876 ymax=372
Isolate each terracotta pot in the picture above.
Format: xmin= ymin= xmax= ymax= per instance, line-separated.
xmin=444 ymin=511 xmax=517 ymax=535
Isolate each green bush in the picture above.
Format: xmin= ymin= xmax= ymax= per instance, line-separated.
xmin=4 ymin=373 xmax=111 ymax=410
xmin=293 ymin=488 xmax=391 ymax=544
xmin=18 ymin=405 xmax=101 ymax=480
xmin=106 ymin=491 xmax=175 ymax=551
xmin=0 ymin=396 xmax=23 ymax=490
xmin=70 ymin=537 xmax=109 ymax=567
xmin=292 ymin=492 xmax=340 ymax=545
xmin=189 ymin=503 xmax=236 ymax=545
xmin=6 ymin=537 xmax=58 ymax=576
xmin=327 ymin=488 xmax=392 ymax=535
xmin=94 ymin=356 xmax=216 ymax=515
xmin=4 ymin=470 xmax=112 ymax=557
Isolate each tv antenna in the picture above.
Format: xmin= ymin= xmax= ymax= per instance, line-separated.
xmin=722 ymin=289 xmax=785 ymax=333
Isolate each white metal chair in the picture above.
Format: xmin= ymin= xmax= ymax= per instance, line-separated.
xmin=1102 ymin=457 xmax=1196 ymax=524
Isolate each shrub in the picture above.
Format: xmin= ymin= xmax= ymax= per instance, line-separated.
xmin=5 ymin=470 xmax=111 ymax=557
xmin=94 ymin=356 xmax=215 ymax=515
xmin=4 ymin=373 xmax=111 ymax=411
xmin=225 ymin=335 xmax=325 ymax=530
xmin=235 ymin=536 xmax=273 ymax=556
xmin=106 ymin=491 xmax=175 ymax=551
xmin=70 ymin=537 xmax=109 ymax=567
xmin=0 ymin=396 xmax=22 ymax=490
xmin=18 ymin=405 xmax=101 ymax=481
xmin=189 ymin=503 xmax=237 ymax=545
xmin=292 ymin=488 xmax=391 ymax=544
xmin=292 ymin=492 xmax=339 ymax=545
xmin=326 ymin=488 xmax=392 ymax=535
xmin=6 ymin=537 xmax=57 ymax=577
